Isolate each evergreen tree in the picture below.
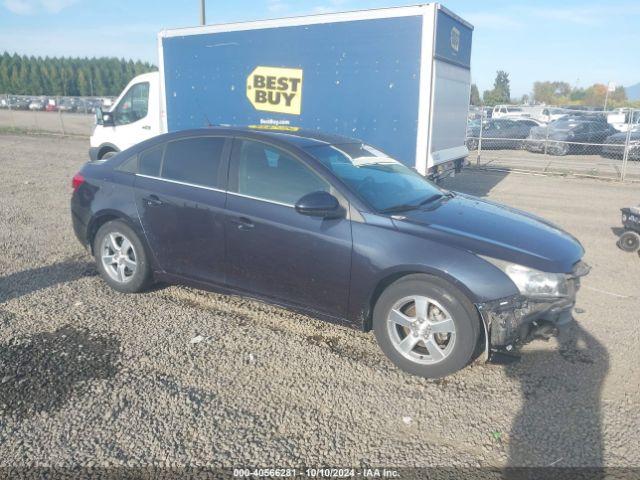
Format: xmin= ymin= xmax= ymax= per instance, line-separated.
xmin=0 ymin=51 xmax=156 ymax=96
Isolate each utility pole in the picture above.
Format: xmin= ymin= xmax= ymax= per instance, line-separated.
xmin=604 ymin=81 xmax=615 ymax=111
xmin=200 ymin=0 xmax=206 ymax=25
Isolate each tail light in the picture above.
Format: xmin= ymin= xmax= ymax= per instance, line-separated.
xmin=72 ymin=173 xmax=85 ymax=192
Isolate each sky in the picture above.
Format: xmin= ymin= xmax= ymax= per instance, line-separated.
xmin=0 ymin=0 xmax=638 ymax=97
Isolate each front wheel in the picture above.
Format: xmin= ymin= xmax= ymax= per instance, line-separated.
xmin=373 ymin=274 xmax=480 ymax=378
xmin=93 ymin=220 xmax=153 ymax=293
xmin=618 ymin=231 xmax=640 ymax=252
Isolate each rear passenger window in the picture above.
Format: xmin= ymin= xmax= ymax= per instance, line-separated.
xmin=139 ymin=145 xmax=163 ymax=176
xmin=161 ymin=137 xmax=225 ymax=188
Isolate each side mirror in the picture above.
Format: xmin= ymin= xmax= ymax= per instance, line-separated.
xmin=97 ymin=107 xmax=115 ymax=126
xmin=295 ymin=191 xmax=342 ymax=219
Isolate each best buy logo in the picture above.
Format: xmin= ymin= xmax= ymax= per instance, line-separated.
xmin=246 ymin=66 xmax=303 ymax=115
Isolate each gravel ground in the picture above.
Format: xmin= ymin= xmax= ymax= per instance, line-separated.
xmin=1 ymin=133 xmax=639 ymax=471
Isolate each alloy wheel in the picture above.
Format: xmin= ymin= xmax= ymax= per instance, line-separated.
xmin=100 ymin=232 xmax=137 ymax=283
xmin=386 ymin=295 xmax=457 ymax=365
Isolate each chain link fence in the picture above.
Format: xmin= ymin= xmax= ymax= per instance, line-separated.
xmin=0 ymin=94 xmax=114 ymax=136
xmin=466 ymin=106 xmax=640 ymax=181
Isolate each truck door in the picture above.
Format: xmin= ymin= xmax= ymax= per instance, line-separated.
xmin=224 ymin=138 xmax=352 ymax=318
xmin=109 ymin=81 xmax=156 ymax=151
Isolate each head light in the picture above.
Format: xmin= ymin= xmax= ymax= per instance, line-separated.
xmin=481 ymin=257 xmax=569 ymax=299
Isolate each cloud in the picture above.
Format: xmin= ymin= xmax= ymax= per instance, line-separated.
xmin=464 ymin=12 xmax=523 ymax=30
xmin=266 ymin=0 xmax=348 ymax=16
xmin=3 ymin=0 xmax=78 ymax=15
xmin=266 ymin=0 xmax=287 ymax=14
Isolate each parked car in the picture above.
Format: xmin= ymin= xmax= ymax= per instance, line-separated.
xmin=8 ymin=97 xmax=30 ymax=110
xmin=607 ymin=109 xmax=640 ymax=133
xmin=525 ymin=119 xmax=617 ymax=155
xmin=491 ymin=105 xmax=529 ymax=119
xmin=28 ymin=100 xmax=44 ymax=111
xmin=466 ymin=118 xmax=539 ymax=150
xmin=45 ymin=103 xmax=58 ymax=112
xmin=58 ymin=99 xmax=75 ymax=112
xmin=71 ymin=127 xmax=588 ymax=378
xmin=539 ymin=107 xmax=567 ymax=123
xmin=602 ymin=128 xmax=640 ymax=161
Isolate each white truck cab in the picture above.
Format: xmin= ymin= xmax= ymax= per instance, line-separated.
xmin=89 ymin=71 xmax=163 ymax=160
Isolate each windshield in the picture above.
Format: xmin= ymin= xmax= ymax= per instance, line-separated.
xmin=304 ymin=143 xmax=444 ymax=212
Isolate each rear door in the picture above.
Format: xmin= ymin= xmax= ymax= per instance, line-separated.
xmin=134 ymin=135 xmax=230 ymax=284
xmin=224 ymin=138 xmax=352 ymax=318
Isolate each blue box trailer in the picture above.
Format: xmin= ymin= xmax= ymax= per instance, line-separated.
xmin=158 ymin=4 xmax=473 ymax=177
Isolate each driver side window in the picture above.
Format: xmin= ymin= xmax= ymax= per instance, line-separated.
xmin=115 ymin=82 xmax=149 ymax=126
xmin=231 ymin=139 xmax=329 ymax=206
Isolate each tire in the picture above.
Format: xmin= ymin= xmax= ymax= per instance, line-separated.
xmin=617 ymin=231 xmax=640 ymax=252
xmin=93 ymin=220 xmax=153 ymax=293
xmin=101 ymin=150 xmax=117 ymax=160
xmin=373 ymin=274 xmax=480 ymax=379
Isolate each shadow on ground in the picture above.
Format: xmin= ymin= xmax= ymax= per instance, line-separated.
xmin=0 ymin=256 xmax=97 ymax=305
xmin=0 ymin=326 xmax=120 ymax=419
xmin=505 ymin=321 xmax=608 ymax=469
xmin=441 ymin=168 xmax=510 ymax=197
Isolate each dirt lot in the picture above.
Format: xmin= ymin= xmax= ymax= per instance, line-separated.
xmin=1 ymin=133 xmax=639 ymax=470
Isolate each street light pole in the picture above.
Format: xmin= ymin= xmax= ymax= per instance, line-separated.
xmin=200 ymin=0 xmax=206 ymax=25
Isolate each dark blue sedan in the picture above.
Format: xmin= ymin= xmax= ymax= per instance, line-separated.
xmin=71 ymin=127 xmax=589 ymax=378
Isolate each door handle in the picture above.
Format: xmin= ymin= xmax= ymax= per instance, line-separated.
xmin=231 ymin=216 xmax=254 ymax=231
xmin=142 ymin=125 xmax=151 ymax=130
xmin=144 ymin=194 xmax=163 ymax=207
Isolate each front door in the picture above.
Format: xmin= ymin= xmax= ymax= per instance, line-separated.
xmin=109 ymin=81 xmax=156 ymax=151
xmin=134 ymin=135 xmax=230 ymax=284
xmin=224 ymin=138 xmax=352 ymax=318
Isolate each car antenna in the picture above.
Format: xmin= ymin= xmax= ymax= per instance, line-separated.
xmin=204 ymin=114 xmax=213 ymax=127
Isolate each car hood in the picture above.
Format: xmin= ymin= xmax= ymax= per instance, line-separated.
xmin=390 ymin=193 xmax=583 ymax=273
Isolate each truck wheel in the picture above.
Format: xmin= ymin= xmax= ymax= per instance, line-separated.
xmin=101 ymin=151 xmax=117 ymax=160
xmin=373 ymin=274 xmax=480 ymax=379
xmin=618 ymin=231 xmax=640 ymax=252
xmin=93 ymin=220 xmax=153 ymax=293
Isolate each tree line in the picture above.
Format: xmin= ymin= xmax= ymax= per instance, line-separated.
xmin=0 ymin=52 xmax=156 ymax=97
xmin=470 ymin=70 xmax=637 ymax=108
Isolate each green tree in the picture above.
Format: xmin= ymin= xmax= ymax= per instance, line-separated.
xmin=0 ymin=51 xmax=156 ymax=96
xmin=482 ymin=70 xmax=511 ymax=106
xmin=533 ymin=81 xmax=571 ymax=104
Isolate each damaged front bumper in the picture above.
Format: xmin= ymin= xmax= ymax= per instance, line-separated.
xmin=476 ymin=261 xmax=590 ymax=359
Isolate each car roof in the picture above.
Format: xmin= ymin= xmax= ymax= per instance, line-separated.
xmin=154 ymin=126 xmax=362 ymax=149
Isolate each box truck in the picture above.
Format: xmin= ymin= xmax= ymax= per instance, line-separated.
xmin=90 ymin=3 xmax=473 ymax=177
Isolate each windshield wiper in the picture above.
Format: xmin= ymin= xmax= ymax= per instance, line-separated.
xmin=380 ymin=193 xmax=445 ymax=214
xmin=417 ymin=193 xmax=444 ymax=206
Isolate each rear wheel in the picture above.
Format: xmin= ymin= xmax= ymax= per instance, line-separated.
xmin=618 ymin=231 xmax=640 ymax=252
xmin=94 ymin=220 xmax=152 ymax=293
xmin=373 ymin=274 xmax=480 ymax=378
